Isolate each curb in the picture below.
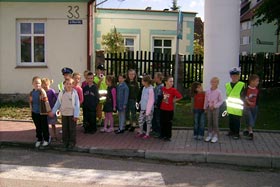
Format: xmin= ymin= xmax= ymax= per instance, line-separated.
xmin=1 ymin=119 xmax=280 ymax=133
xmin=1 ymin=141 xmax=279 ymax=169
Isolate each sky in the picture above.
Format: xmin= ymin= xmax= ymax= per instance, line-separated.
xmin=96 ymin=0 xmax=204 ymax=20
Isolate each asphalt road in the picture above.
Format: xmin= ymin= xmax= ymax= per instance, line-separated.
xmin=0 ymin=147 xmax=279 ymax=187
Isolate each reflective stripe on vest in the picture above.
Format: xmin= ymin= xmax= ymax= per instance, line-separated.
xmin=58 ymin=82 xmax=64 ymax=92
xmin=225 ymin=82 xmax=244 ymax=116
xmin=99 ymin=90 xmax=108 ymax=101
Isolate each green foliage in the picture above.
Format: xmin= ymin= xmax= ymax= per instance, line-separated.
xmin=254 ymin=0 xmax=280 ymax=35
xmin=101 ymin=27 xmax=126 ymax=54
xmin=193 ymin=34 xmax=204 ymax=56
xmin=170 ymin=0 xmax=180 ymax=11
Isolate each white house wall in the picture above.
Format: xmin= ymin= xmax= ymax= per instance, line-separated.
xmin=0 ymin=2 xmax=88 ymax=94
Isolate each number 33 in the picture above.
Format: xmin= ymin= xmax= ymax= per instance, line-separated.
xmin=67 ymin=6 xmax=80 ymax=19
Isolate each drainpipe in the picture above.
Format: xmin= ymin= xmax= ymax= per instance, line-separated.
xmin=87 ymin=0 xmax=95 ymax=70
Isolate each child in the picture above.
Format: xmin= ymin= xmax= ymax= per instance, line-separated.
xmin=30 ymin=76 xmax=51 ymax=148
xmin=136 ymin=75 xmax=154 ymax=139
xmin=125 ymin=69 xmax=140 ymax=132
xmin=41 ymin=78 xmax=58 ymax=142
xmin=152 ymin=72 xmax=164 ymax=138
xmin=83 ymin=72 xmax=100 ymax=134
xmin=51 ymin=78 xmax=80 ymax=149
xmin=191 ymin=82 xmax=205 ymax=140
xmin=81 ymin=70 xmax=90 ymax=89
xmin=101 ymin=75 xmax=117 ymax=133
xmin=94 ymin=64 xmax=107 ymax=126
xmin=58 ymin=67 xmax=73 ymax=92
xmin=115 ymin=74 xmax=129 ymax=134
xmin=225 ymin=67 xmax=245 ymax=140
xmin=243 ymin=74 xmax=260 ymax=140
xmin=72 ymin=72 xmax=84 ymax=105
xmin=204 ymin=77 xmax=223 ymax=143
xmin=160 ymin=75 xmax=183 ymax=141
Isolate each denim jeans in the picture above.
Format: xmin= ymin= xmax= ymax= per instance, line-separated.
xmin=193 ymin=109 xmax=205 ymax=137
xmin=118 ymin=111 xmax=126 ymax=130
xmin=244 ymin=106 xmax=258 ymax=127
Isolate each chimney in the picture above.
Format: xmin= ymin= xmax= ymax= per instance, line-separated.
xmin=145 ymin=6 xmax=151 ymax=10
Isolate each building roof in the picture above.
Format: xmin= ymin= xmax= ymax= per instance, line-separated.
xmin=240 ymin=0 xmax=263 ymax=22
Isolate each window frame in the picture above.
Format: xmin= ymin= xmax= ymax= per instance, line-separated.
xmin=17 ymin=20 xmax=47 ymax=67
xmin=122 ymin=34 xmax=139 ymax=54
xmin=152 ymin=37 xmax=174 ymax=55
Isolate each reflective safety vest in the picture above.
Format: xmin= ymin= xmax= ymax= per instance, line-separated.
xmin=58 ymin=81 xmax=64 ymax=92
xmin=225 ymin=81 xmax=245 ymax=116
xmin=94 ymin=76 xmax=108 ymax=103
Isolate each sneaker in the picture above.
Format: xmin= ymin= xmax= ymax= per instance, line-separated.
xmin=42 ymin=141 xmax=49 ymax=147
xmin=163 ymin=137 xmax=171 ymax=141
xmin=197 ymin=135 xmax=203 ymax=140
xmin=115 ymin=129 xmax=124 ymax=134
xmin=35 ymin=141 xmax=41 ymax=148
xmin=243 ymin=130 xmax=249 ymax=136
xmin=136 ymin=132 xmax=145 ymax=138
xmin=248 ymin=133 xmax=254 ymax=140
xmin=204 ymin=136 xmax=212 ymax=142
xmin=142 ymin=135 xmax=150 ymax=139
xmin=211 ymin=136 xmax=218 ymax=143
xmin=48 ymin=136 xmax=52 ymax=144
xmin=100 ymin=128 xmax=106 ymax=133
xmin=106 ymin=127 xmax=114 ymax=132
xmin=193 ymin=135 xmax=198 ymax=140
xmin=233 ymin=134 xmax=240 ymax=140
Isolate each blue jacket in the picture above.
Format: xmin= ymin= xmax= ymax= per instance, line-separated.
xmin=117 ymin=82 xmax=129 ymax=112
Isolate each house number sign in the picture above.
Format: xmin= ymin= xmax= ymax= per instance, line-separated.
xmin=67 ymin=5 xmax=80 ymax=19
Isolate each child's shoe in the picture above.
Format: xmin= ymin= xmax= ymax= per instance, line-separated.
xmin=248 ymin=133 xmax=254 ymax=140
xmin=204 ymin=135 xmax=212 ymax=142
xmin=106 ymin=127 xmax=114 ymax=132
xmin=136 ymin=132 xmax=145 ymax=138
xmin=100 ymin=128 xmax=106 ymax=133
xmin=142 ymin=135 xmax=150 ymax=139
xmin=243 ymin=130 xmax=249 ymax=136
xmin=115 ymin=129 xmax=124 ymax=134
xmin=35 ymin=141 xmax=41 ymax=148
xmin=211 ymin=136 xmax=218 ymax=143
xmin=197 ymin=135 xmax=203 ymax=140
xmin=42 ymin=141 xmax=49 ymax=147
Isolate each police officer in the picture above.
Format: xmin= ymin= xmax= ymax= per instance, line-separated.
xmin=225 ymin=67 xmax=245 ymax=140
xmin=58 ymin=67 xmax=73 ymax=92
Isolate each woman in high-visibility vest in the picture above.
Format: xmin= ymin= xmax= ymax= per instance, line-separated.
xmin=225 ymin=67 xmax=245 ymax=140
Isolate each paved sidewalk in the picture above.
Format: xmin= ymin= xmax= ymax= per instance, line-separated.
xmin=1 ymin=120 xmax=280 ymax=168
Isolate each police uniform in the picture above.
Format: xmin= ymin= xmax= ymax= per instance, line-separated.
xmin=225 ymin=67 xmax=245 ymax=139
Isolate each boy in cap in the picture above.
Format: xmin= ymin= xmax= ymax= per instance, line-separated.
xmin=93 ymin=64 xmax=107 ymax=126
xmin=225 ymin=67 xmax=245 ymax=140
xmin=58 ymin=67 xmax=73 ymax=92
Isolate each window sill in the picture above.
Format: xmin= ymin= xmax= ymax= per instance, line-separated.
xmin=15 ymin=65 xmax=48 ymax=69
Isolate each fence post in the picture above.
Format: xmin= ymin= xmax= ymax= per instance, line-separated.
xmin=255 ymin=53 xmax=265 ymax=88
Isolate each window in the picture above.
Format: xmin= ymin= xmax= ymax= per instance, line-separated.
xmin=17 ymin=21 xmax=46 ymax=66
xmin=241 ymin=36 xmax=250 ymax=45
xmin=241 ymin=21 xmax=251 ymax=30
xmin=124 ymin=37 xmax=135 ymax=52
xmin=153 ymin=39 xmax=172 ymax=55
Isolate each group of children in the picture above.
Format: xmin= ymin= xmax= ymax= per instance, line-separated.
xmin=29 ymin=65 xmax=259 ymax=149
xmin=191 ymin=67 xmax=260 ymax=143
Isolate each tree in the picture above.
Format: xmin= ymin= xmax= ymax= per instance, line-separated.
xmin=101 ymin=27 xmax=126 ymax=54
xmin=170 ymin=0 xmax=180 ymax=11
xmin=254 ymin=0 xmax=280 ymax=52
xmin=193 ymin=35 xmax=204 ymax=56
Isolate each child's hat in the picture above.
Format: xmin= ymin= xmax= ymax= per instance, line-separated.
xmin=229 ymin=67 xmax=241 ymax=75
xmin=61 ymin=67 xmax=73 ymax=75
xmin=97 ymin=64 xmax=106 ymax=70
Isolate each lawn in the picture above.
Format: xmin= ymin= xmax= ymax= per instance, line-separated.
xmin=0 ymin=92 xmax=279 ymax=130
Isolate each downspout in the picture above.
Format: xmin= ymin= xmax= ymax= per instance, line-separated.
xmin=87 ymin=0 xmax=95 ymax=70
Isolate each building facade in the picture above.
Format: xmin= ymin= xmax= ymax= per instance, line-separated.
xmin=240 ymin=0 xmax=279 ymax=55
xmin=0 ymin=0 xmax=91 ymax=94
xmin=94 ymin=8 xmax=196 ymax=56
